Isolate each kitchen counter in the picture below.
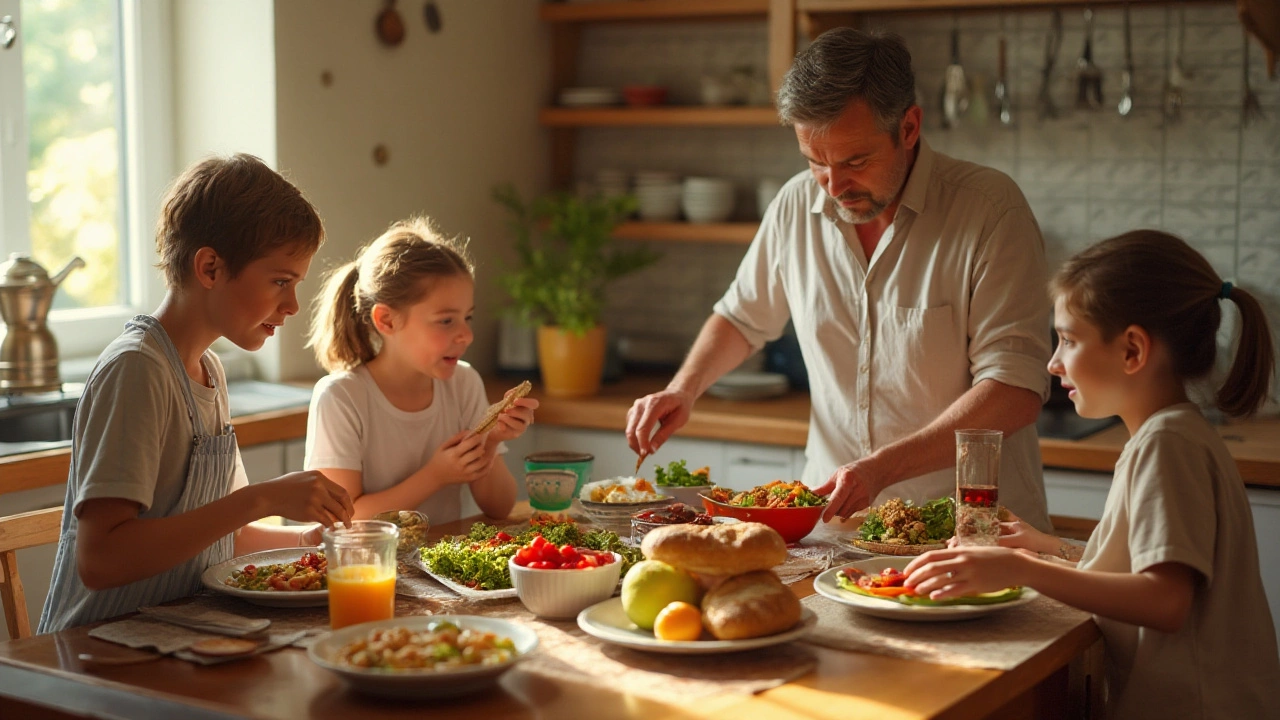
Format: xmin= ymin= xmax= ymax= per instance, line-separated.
xmin=3 ymin=376 xmax=1277 ymax=496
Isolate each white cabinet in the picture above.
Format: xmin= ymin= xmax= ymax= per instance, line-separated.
xmin=284 ymin=439 xmax=306 ymax=473
xmin=240 ymin=443 xmax=285 ymax=484
xmin=721 ymin=442 xmax=793 ymax=491
xmin=1043 ymin=468 xmax=1111 ymax=521
xmin=1247 ymin=488 xmax=1280 ymax=648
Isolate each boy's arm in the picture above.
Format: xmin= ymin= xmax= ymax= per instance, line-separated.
xmin=76 ymin=472 xmax=352 ymax=590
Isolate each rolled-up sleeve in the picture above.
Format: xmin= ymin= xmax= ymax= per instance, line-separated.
xmin=712 ymin=204 xmax=793 ymax=349
xmin=967 ymin=206 xmax=1052 ymax=400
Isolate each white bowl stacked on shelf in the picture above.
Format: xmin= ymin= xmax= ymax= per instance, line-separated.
xmin=681 ymin=177 xmax=736 ymax=223
xmin=558 ymin=87 xmax=621 ymax=107
xmin=633 ymin=171 xmax=682 ymax=221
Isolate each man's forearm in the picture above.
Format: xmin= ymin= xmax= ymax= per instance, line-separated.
xmin=668 ymin=314 xmax=755 ymax=398
xmin=871 ymin=379 xmax=1042 ymax=487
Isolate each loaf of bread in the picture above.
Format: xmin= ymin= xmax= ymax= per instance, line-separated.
xmin=640 ymin=522 xmax=787 ymax=577
xmin=701 ymin=570 xmax=801 ymax=640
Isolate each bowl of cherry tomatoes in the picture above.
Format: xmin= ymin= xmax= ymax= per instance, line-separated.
xmin=509 ymin=535 xmax=622 ymax=619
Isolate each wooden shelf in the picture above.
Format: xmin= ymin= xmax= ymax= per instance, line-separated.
xmin=613 ymin=221 xmax=759 ymax=244
xmin=541 ymin=106 xmax=779 ymax=127
xmin=541 ymin=0 xmax=769 ymax=23
xmin=797 ymin=0 xmax=1221 ymax=12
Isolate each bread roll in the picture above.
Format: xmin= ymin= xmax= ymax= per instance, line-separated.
xmin=701 ymin=570 xmax=801 ymax=640
xmin=641 ymin=522 xmax=787 ymax=577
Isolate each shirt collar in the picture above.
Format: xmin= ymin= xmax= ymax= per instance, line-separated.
xmin=809 ymin=136 xmax=936 ymax=220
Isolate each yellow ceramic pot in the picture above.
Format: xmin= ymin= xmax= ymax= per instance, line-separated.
xmin=537 ymin=325 xmax=606 ymax=398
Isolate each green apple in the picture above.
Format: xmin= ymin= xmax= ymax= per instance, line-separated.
xmin=620 ymin=560 xmax=701 ymax=630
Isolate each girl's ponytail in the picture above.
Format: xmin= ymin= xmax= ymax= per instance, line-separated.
xmin=307 ymin=259 xmax=376 ymax=372
xmin=1218 ymin=286 xmax=1276 ymax=417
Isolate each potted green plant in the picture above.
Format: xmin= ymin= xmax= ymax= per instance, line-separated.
xmin=494 ymin=184 xmax=660 ymax=398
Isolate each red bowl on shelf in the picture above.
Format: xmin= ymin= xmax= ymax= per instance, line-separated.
xmin=622 ymin=84 xmax=668 ymax=107
xmin=698 ymin=494 xmax=825 ymax=544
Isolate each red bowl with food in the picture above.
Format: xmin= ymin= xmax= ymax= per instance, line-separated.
xmin=698 ymin=494 xmax=825 ymax=544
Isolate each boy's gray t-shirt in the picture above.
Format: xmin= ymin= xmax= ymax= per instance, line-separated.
xmin=70 ymin=324 xmax=246 ymax=518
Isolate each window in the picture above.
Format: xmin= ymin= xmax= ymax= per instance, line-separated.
xmin=0 ymin=0 xmax=171 ymax=358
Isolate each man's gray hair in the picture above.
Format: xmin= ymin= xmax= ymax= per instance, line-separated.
xmin=777 ymin=27 xmax=916 ymax=135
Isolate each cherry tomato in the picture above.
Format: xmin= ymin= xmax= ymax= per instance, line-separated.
xmin=495 ymin=532 xmax=513 ymax=542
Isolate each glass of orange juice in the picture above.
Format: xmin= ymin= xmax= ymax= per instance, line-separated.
xmin=322 ymin=520 xmax=398 ymax=629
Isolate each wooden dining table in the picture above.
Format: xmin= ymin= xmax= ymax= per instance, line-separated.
xmin=0 ymin=506 xmax=1101 ymax=720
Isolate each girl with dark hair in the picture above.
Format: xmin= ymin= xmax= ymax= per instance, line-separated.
xmin=904 ymin=230 xmax=1279 ymax=718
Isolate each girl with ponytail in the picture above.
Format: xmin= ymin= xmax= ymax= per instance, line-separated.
xmin=304 ymin=217 xmax=537 ymax=523
xmin=903 ymin=230 xmax=1279 ymax=718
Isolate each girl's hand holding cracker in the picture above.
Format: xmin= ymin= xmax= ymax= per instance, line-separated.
xmin=257 ymin=470 xmax=354 ymax=529
xmin=485 ymin=396 xmax=538 ymax=443
xmin=425 ymin=430 xmax=493 ymax=486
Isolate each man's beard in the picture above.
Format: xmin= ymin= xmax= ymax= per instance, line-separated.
xmin=831 ymin=150 xmax=911 ymax=225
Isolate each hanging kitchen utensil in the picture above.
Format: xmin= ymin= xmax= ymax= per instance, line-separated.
xmin=941 ymin=25 xmax=970 ymax=129
xmin=1118 ymin=2 xmax=1135 ymax=116
xmin=1243 ymin=29 xmax=1265 ymax=126
xmin=424 ymin=1 xmax=442 ymax=34
xmin=1075 ymin=8 xmax=1104 ymax=110
xmin=376 ymin=0 xmax=405 ymax=47
xmin=1037 ymin=10 xmax=1063 ymax=120
xmin=1163 ymin=6 xmax=1191 ymax=123
xmin=995 ymin=14 xmax=1013 ymax=126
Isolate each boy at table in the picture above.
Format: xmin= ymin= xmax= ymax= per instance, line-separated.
xmin=38 ymin=154 xmax=353 ymax=633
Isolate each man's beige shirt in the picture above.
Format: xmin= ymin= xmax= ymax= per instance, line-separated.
xmin=713 ymin=138 xmax=1052 ymax=528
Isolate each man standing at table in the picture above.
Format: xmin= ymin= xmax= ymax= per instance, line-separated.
xmin=626 ymin=28 xmax=1053 ymax=530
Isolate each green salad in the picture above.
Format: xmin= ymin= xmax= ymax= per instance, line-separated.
xmin=419 ymin=521 xmax=643 ymax=591
xmin=652 ymin=459 xmax=710 ymax=487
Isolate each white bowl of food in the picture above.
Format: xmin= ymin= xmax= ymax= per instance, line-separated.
xmin=308 ymin=615 xmax=537 ymax=699
xmin=508 ymin=550 xmax=623 ymax=619
xmin=578 ymin=477 xmax=673 ymax=533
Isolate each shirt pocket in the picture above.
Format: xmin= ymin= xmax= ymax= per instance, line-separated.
xmin=880 ymin=304 xmax=965 ymax=399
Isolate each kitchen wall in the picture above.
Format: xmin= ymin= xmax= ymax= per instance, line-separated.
xmin=270 ymin=0 xmax=550 ymax=381
xmin=171 ymin=0 xmax=551 ymax=382
xmin=580 ymin=5 xmax=1280 ymax=404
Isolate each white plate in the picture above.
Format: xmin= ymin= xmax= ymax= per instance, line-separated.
xmin=200 ymin=548 xmax=329 ymax=608
xmin=576 ymin=597 xmax=816 ymax=654
xmin=308 ymin=615 xmax=538 ymax=700
xmin=812 ymin=558 xmax=1038 ymax=622
xmin=408 ymin=554 xmax=518 ymax=600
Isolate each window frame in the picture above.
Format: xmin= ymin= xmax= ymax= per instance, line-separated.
xmin=1 ymin=0 xmax=173 ymax=360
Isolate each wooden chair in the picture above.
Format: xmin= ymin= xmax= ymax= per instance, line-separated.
xmin=0 ymin=506 xmax=62 ymax=639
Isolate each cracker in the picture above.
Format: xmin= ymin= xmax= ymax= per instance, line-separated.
xmin=471 ymin=381 xmax=532 ymax=434
xmin=188 ymin=637 xmax=262 ymax=657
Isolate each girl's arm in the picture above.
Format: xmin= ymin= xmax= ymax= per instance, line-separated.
xmin=905 ymin=547 xmax=1198 ymax=633
xmin=468 ymin=444 xmax=517 ymax=519
xmin=75 ymin=471 xmax=351 ymax=590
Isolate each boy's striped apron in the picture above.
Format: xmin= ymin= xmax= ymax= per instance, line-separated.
xmin=37 ymin=315 xmax=238 ymax=633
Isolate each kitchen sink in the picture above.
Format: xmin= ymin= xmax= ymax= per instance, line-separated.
xmin=0 ymin=396 xmax=78 ymax=455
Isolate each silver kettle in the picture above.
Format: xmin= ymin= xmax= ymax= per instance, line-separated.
xmin=0 ymin=253 xmax=86 ymax=394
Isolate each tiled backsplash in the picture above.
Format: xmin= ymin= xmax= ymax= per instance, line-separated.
xmin=578 ymin=7 xmax=1279 ymax=402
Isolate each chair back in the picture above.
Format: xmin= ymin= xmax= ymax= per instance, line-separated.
xmin=0 ymin=507 xmax=63 ymax=639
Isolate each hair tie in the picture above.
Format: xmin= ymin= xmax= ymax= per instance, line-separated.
xmin=1220 ymin=281 xmax=1233 ymax=300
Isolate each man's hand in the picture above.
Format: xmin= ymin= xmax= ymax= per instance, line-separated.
xmin=813 ymin=457 xmax=887 ymax=522
xmin=625 ymin=388 xmax=695 ymax=457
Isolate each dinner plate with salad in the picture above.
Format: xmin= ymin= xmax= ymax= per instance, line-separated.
xmin=200 ymin=548 xmax=330 ymax=607
xmin=414 ymin=521 xmax=642 ymax=599
xmin=813 ymin=557 xmax=1037 ymax=622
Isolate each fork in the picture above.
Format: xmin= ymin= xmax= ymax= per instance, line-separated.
xmin=1242 ymin=30 xmax=1265 ymax=127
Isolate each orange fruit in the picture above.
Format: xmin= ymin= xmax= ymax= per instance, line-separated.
xmin=653 ymin=601 xmax=703 ymax=642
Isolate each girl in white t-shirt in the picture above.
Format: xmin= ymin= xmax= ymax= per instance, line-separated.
xmin=304 ymin=217 xmax=537 ymax=524
xmin=904 ymin=230 xmax=1279 ymax=719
